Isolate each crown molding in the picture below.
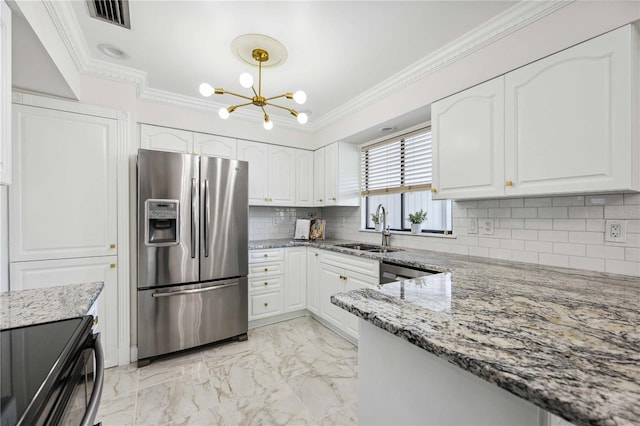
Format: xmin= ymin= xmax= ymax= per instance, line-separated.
xmin=43 ymin=0 xmax=572 ymax=132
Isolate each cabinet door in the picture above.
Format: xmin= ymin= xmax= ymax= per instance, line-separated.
xmin=10 ymin=257 xmax=119 ymax=368
xmin=269 ymin=145 xmax=296 ymax=206
xmin=295 ymin=150 xmax=314 ymax=206
xmin=193 ymin=132 xmax=236 ymax=159
xmin=306 ymin=248 xmax=321 ymax=315
xmin=504 ymin=26 xmax=636 ymax=196
xmin=431 ymin=77 xmax=505 ymax=199
xmin=313 ymin=148 xmax=325 ymax=206
xmin=0 ymin=1 xmax=11 ymax=185
xmin=318 ymin=263 xmax=345 ymax=329
xmin=284 ymin=247 xmax=307 ymax=312
xmin=324 ymin=143 xmax=338 ymax=205
xmin=237 ymin=140 xmax=269 ymax=205
xmin=344 ymin=270 xmax=377 ymax=339
xmin=139 ymin=124 xmax=193 ymax=153
xmin=11 ymin=105 xmax=117 ymax=261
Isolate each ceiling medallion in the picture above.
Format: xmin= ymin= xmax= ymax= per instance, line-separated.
xmin=199 ymin=35 xmax=306 ymax=130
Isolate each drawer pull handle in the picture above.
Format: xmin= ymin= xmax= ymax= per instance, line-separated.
xmin=331 ymin=197 xmax=336 ymax=201
xmin=264 ymin=254 xmax=268 ymax=258
xmin=505 ymin=180 xmax=513 ymax=187
xmin=264 ymin=268 xmax=268 ymax=272
xmin=93 ymin=316 xmax=99 ymax=325
xmin=109 ymin=264 xmax=116 ymax=269
xmin=109 ymin=243 xmax=116 ymax=249
xmin=315 ymin=253 xmax=319 ymax=257
xmin=431 ymin=188 xmax=437 ymax=193
xmin=264 ymin=282 xmax=268 ymax=286
xmin=319 ymin=199 xmax=323 ymax=202
xmin=264 ymin=302 xmax=269 ymax=307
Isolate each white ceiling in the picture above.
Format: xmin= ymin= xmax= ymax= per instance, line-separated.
xmin=63 ymin=0 xmax=516 ymax=128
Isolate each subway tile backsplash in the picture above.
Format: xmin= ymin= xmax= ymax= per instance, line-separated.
xmin=249 ymin=193 xmax=639 ymax=276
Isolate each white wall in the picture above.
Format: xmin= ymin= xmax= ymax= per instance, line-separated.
xmin=323 ymin=193 xmax=640 ymax=277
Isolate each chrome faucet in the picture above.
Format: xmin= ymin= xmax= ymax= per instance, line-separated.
xmin=376 ymin=204 xmax=391 ymax=248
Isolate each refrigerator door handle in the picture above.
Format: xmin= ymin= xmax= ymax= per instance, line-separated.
xmin=204 ymin=179 xmax=210 ymax=258
xmin=191 ymin=178 xmax=197 ymax=258
xmin=151 ymin=282 xmax=238 ymax=297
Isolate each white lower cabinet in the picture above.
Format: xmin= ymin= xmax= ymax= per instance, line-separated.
xmin=248 ymin=248 xmax=285 ymax=321
xmin=306 ymin=248 xmax=321 ymax=315
xmin=318 ymin=251 xmax=379 ymax=339
xmin=284 ymin=247 xmax=306 ymax=312
xmin=9 ymin=256 xmax=119 ymax=368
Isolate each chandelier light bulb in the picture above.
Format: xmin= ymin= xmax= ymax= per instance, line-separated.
xmin=239 ymin=73 xmax=254 ymax=89
xmin=293 ymin=90 xmax=307 ymax=105
xmin=263 ymin=119 xmax=273 ymax=130
xmin=199 ymin=83 xmax=214 ymax=97
xmin=297 ymin=112 xmax=308 ymax=124
xmin=218 ymin=107 xmax=230 ymax=119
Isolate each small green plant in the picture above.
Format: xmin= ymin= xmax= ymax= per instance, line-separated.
xmin=370 ymin=212 xmax=384 ymax=223
xmin=408 ymin=209 xmax=427 ymax=224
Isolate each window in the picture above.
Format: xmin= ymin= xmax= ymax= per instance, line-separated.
xmin=360 ymin=128 xmax=452 ymax=234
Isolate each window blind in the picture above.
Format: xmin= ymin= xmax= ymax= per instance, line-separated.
xmin=360 ymin=128 xmax=432 ymax=196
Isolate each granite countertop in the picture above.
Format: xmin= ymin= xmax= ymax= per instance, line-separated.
xmin=250 ymin=238 xmax=640 ymax=426
xmin=0 ymin=282 xmax=104 ymax=329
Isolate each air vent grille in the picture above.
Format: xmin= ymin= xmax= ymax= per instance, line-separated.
xmin=88 ymin=0 xmax=131 ymax=29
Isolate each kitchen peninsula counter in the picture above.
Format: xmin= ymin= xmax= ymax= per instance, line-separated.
xmin=0 ymin=281 xmax=103 ymax=329
xmin=250 ymin=238 xmax=640 ymax=426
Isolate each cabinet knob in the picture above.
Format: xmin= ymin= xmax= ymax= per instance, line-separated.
xmin=332 ymin=197 xmax=337 ymax=201
xmin=264 ymin=281 xmax=268 ymax=286
xmin=264 ymin=197 xmax=269 ymax=202
xmin=264 ymin=254 xmax=268 ymax=258
xmin=109 ymin=243 xmax=116 ymax=249
xmin=505 ymin=180 xmax=513 ymax=187
xmin=110 ymin=263 xmax=116 ymax=269
xmin=93 ymin=316 xmax=99 ymax=325
xmin=319 ymin=199 xmax=323 ymax=202
xmin=264 ymin=268 xmax=268 ymax=272
xmin=431 ymin=188 xmax=437 ymax=193
xmin=269 ymin=198 xmax=273 ymax=202
xmin=315 ymin=253 xmax=319 ymax=257
xmin=264 ymin=303 xmax=269 ymax=307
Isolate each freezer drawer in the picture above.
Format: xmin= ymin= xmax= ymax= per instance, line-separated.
xmin=137 ymin=277 xmax=248 ymax=360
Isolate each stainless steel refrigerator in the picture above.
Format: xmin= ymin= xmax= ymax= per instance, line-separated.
xmin=136 ymin=149 xmax=248 ymax=364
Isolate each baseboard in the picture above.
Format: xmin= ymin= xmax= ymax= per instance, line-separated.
xmin=308 ymin=313 xmax=359 ymax=346
xmin=248 ymin=310 xmax=309 ymax=329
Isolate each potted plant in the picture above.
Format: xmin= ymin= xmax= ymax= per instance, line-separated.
xmin=370 ymin=212 xmax=384 ymax=231
xmin=407 ymin=209 xmax=427 ymax=234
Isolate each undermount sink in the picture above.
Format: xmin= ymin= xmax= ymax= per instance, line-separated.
xmin=335 ymin=243 xmax=402 ymax=253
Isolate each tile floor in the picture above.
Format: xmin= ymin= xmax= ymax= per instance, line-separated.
xmin=97 ymin=316 xmax=358 ymax=425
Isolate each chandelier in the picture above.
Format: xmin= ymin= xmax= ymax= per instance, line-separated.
xmin=199 ymin=48 xmax=307 ymax=130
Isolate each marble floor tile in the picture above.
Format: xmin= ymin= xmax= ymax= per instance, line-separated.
xmin=134 ymin=375 xmax=221 ymax=425
xmin=98 ymin=315 xmax=358 ymax=426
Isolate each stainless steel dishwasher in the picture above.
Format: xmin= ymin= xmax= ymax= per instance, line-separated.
xmin=379 ymin=261 xmax=437 ymax=284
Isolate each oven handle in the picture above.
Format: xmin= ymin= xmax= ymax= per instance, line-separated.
xmin=151 ymin=282 xmax=238 ymax=298
xmin=80 ymin=333 xmax=104 ymax=426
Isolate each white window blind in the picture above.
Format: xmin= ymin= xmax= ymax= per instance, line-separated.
xmin=360 ymin=128 xmax=432 ymax=196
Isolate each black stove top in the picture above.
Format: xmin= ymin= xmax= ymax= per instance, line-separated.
xmin=0 ymin=317 xmax=92 ymax=425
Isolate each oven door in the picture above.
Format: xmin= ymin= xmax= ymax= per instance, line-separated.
xmin=55 ymin=333 xmax=104 ymax=426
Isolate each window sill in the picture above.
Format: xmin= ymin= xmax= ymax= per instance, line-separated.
xmin=359 ymin=229 xmax=457 ymax=239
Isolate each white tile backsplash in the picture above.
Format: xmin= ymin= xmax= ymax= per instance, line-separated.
xmin=249 ymin=206 xmax=324 ymax=240
xmin=317 ymin=192 xmax=640 ymax=277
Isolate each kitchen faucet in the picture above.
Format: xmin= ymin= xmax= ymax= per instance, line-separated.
xmin=376 ymin=204 xmax=391 ymax=248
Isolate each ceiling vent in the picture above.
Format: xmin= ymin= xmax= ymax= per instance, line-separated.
xmin=88 ymin=0 xmax=131 ymax=29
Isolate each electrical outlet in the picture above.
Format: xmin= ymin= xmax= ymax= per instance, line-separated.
xmin=605 ymin=220 xmax=626 ymax=242
xmin=272 ymin=217 xmax=279 ymax=227
xmin=468 ymin=218 xmax=478 ymax=234
xmin=481 ymin=219 xmax=494 ymax=235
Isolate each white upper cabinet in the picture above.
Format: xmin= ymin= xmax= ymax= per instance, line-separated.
xmin=0 ymin=1 xmax=11 ymax=186
xmin=323 ymin=141 xmax=360 ymax=206
xmin=237 ymin=140 xmax=270 ymax=205
xmin=313 ymin=148 xmax=325 ymax=206
xmin=193 ymin=132 xmax=236 ymax=158
xmin=140 ymin=124 xmax=193 ymax=153
xmin=295 ymin=149 xmax=314 ymax=206
xmin=431 ymin=77 xmax=505 ymax=199
xmin=238 ymin=140 xmax=296 ymax=206
xmin=11 ymin=105 xmax=118 ymax=261
xmin=431 ymin=25 xmax=639 ymax=199
xmin=504 ymin=25 xmax=638 ymax=196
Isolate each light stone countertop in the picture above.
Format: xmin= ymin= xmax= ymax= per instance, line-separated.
xmin=0 ymin=281 xmax=104 ymax=329
xmin=250 ymin=238 xmax=640 ymax=426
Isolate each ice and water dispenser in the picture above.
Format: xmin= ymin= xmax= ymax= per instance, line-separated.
xmin=144 ymin=199 xmax=180 ymax=246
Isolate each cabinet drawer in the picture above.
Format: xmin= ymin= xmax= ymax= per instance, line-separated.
xmin=249 ymin=248 xmax=285 ymax=263
xmin=249 ymin=261 xmax=284 ymax=276
xmin=249 ymin=275 xmax=283 ymax=292
xmin=250 ymin=291 xmax=282 ymax=318
xmin=320 ymin=251 xmax=380 ymax=278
